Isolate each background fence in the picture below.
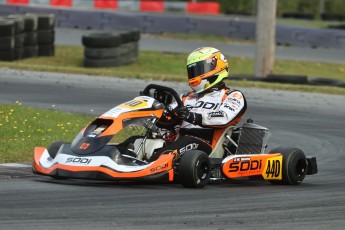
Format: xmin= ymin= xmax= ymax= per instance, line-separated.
xmin=1 ymin=4 xmax=344 ymax=49
xmin=0 ymin=0 xmax=220 ymax=14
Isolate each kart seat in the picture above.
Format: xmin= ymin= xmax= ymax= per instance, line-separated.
xmin=209 ymin=126 xmax=236 ymax=159
xmin=132 ymin=138 xmax=165 ymax=160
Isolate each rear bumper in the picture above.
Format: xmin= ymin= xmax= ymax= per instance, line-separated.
xmin=307 ymin=157 xmax=318 ymax=175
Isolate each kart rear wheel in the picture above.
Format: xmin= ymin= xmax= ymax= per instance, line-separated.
xmin=178 ymin=150 xmax=211 ymax=188
xmin=269 ymin=146 xmax=307 ymax=185
xmin=47 ymin=141 xmax=69 ymax=159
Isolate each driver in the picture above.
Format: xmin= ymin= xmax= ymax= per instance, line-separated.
xmin=150 ymin=47 xmax=247 ymax=161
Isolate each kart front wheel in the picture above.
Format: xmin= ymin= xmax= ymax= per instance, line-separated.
xmin=178 ymin=150 xmax=211 ymax=188
xmin=269 ymin=146 xmax=307 ymax=185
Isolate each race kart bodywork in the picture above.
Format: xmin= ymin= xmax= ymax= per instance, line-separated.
xmin=33 ymin=145 xmax=175 ymax=182
xmin=33 ymin=84 xmax=202 ymax=186
xmin=209 ymin=122 xmax=318 ymax=185
xmin=33 ymin=84 xmax=318 ymax=188
xmin=33 ymin=86 xmax=178 ymax=183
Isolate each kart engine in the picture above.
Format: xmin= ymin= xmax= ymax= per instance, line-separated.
xmin=236 ymin=121 xmax=271 ymax=155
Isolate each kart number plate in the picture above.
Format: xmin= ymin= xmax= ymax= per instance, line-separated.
xmin=262 ymin=156 xmax=282 ymax=180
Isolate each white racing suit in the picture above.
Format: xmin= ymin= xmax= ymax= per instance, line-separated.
xmin=179 ymin=86 xmax=247 ymax=148
xmin=151 ymin=84 xmax=247 ymax=160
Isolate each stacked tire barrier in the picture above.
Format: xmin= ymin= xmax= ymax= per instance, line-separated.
xmin=22 ymin=14 xmax=38 ymax=59
xmin=0 ymin=17 xmax=24 ymax=61
xmin=82 ymin=29 xmax=140 ymax=68
xmin=0 ymin=13 xmax=55 ymax=61
xmin=37 ymin=14 xmax=55 ymax=56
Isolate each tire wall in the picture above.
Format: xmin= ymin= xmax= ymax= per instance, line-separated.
xmin=0 ymin=17 xmax=23 ymax=61
xmin=82 ymin=30 xmax=140 ymax=68
xmin=0 ymin=13 xmax=55 ymax=62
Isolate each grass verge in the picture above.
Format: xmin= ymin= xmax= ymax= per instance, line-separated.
xmin=0 ymin=46 xmax=344 ymax=95
xmin=0 ymin=102 xmax=92 ymax=163
xmin=0 ymin=102 xmax=148 ymax=163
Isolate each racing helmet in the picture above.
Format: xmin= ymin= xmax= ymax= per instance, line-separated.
xmin=187 ymin=47 xmax=229 ymax=94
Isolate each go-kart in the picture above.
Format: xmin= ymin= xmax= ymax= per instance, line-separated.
xmin=33 ymin=84 xmax=318 ymax=188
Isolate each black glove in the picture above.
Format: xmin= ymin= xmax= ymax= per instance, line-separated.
xmin=185 ymin=111 xmax=202 ymax=126
xmin=176 ymin=106 xmax=189 ymax=119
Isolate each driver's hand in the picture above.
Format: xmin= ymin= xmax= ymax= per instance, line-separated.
xmin=176 ymin=106 xmax=189 ymax=119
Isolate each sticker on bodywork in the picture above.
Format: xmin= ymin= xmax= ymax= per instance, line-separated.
xmin=221 ymin=154 xmax=283 ymax=180
xmin=262 ymin=155 xmax=282 ymax=180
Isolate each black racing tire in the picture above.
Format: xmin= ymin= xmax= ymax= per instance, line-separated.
xmin=269 ymin=146 xmax=308 ymax=185
xmin=228 ymin=74 xmax=262 ymax=81
xmin=127 ymin=51 xmax=138 ymax=64
xmin=0 ymin=50 xmax=17 ymax=61
xmin=308 ymin=77 xmax=345 ymax=87
xmin=37 ymin=30 xmax=55 ymax=45
xmin=0 ymin=20 xmax=15 ymax=36
xmin=37 ymin=14 xmax=55 ymax=30
xmin=84 ymin=42 xmax=137 ymax=59
xmin=22 ymin=46 xmax=38 ymax=59
xmin=38 ymin=45 xmax=55 ymax=56
xmin=24 ymin=32 xmax=38 ymax=46
xmin=130 ymin=29 xmax=141 ymax=41
xmin=15 ymin=34 xmax=24 ymax=48
xmin=118 ymin=30 xmax=132 ymax=44
xmin=82 ymin=33 xmax=122 ymax=48
xmin=84 ymin=57 xmax=126 ymax=68
xmin=122 ymin=41 xmax=138 ymax=52
xmin=15 ymin=48 xmax=23 ymax=60
xmin=122 ymin=42 xmax=139 ymax=64
xmin=178 ymin=150 xmax=211 ymax=188
xmin=0 ymin=36 xmax=15 ymax=50
xmin=23 ymin=14 xmax=38 ymax=32
xmin=264 ymin=74 xmax=309 ymax=85
xmin=47 ymin=141 xmax=69 ymax=159
xmin=116 ymin=29 xmax=141 ymax=42
xmin=84 ymin=45 xmax=128 ymax=59
xmin=4 ymin=16 xmax=25 ymax=33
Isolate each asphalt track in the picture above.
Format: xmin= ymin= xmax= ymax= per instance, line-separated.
xmin=0 ymin=69 xmax=345 ymax=229
xmin=56 ymin=28 xmax=345 ymax=64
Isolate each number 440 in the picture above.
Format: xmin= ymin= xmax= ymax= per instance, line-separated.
xmin=266 ymin=160 xmax=281 ymax=178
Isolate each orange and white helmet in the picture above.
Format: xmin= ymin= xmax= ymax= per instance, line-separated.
xmin=187 ymin=47 xmax=229 ymax=94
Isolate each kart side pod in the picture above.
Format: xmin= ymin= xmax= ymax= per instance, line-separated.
xmin=221 ymin=149 xmax=317 ymax=185
xmin=220 ymin=121 xmax=318 ymax=185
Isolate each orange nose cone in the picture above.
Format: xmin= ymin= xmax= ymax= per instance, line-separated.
xmin=189 ymin=76 xmax=202 ymax=87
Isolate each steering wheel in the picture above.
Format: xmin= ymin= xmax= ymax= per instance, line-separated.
xmin=141 ymin=84 xmax=183 ymax=129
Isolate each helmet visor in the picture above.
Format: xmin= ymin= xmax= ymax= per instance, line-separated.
xmin=187 ymin=58 xmax=217 ymax=79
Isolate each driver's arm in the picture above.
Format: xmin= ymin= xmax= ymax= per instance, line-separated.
xmin=155 ymin=94 xmax=183 ymax=129
xmin=186 ymin=91 xmax=247 ymax=128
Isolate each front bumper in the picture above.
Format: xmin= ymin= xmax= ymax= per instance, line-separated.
xmin=33 ymin=147 xmax=175 ymax=182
